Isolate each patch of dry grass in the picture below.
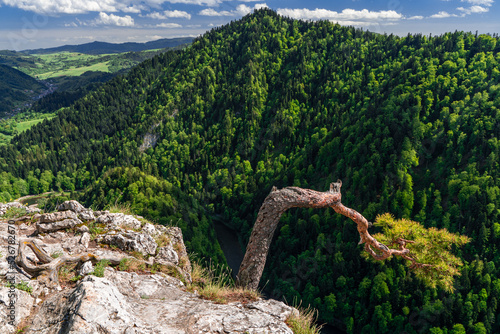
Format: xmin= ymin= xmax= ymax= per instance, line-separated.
xmin=286 ymin=305 xmax=323 ymax=334
xmin=189 ymin=262 xmax=261 ymax=304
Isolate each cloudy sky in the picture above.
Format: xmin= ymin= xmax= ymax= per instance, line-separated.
xmin=0 ymin=0 xmax=498 ymax=50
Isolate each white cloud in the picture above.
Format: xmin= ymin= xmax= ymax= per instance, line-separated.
xmin=461 ymin=0 xmax=493 ymax=5
xmin=457 ymin=5 xmax=489 ymax=14
xmin=430 ymin=11 xmax=455 ymax=18
xmin=161 ymin=0 xmax=222 ymax=5
xmin=0 ymin=0 xmax=118 ymax=15
xmin=94 ymin=12 xmax=135 ymax=26
xmin=276 ymin=8 xmax=402 ymax=25
xmin=0 ymin=0 xmax=225 ymax=15
xmin=146 ymin=10 xmax=191 ymax=19
xmin=199 ymin=3 xmax=267 ymax=16
xmin=407 ymin=15 xmax=424 ymax=20
xmin=156 ymin=22 xmax=182 ymax=28
xmin=122 ymin=5 xmax=145 ymax=14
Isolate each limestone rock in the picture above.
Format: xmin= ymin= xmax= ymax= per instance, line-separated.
xmin=99 ymin=231 xmax=157 ymax=256
xmin=165 ymin=227 xmax=192 ymax=282
xmin=78 ymin=261 xmax=94 ymax=276
xmin=93 ymin=210 xmax=109 ymax=217
xmin=36 ymin=218 xmax=82 ymax=233
xmin=78 ymin=209 xmax=95 ymax=221
xmin=77 ymin=225 xmax=90 ymax=233
xmin=79 ymin=232 xmax=90 ymax=249
xmin=0 ymin=286 xmax=34 ymax=332
xmin=3 ymin=202 xmax=296 ymax=334
xmin=155 ymin=245 xmax=179 ymax=266
xmin=142 ymin=222 xmax=157 ymax=236
xmin=96 ymin=213 xmax=142 ymax=231
xmin=56 ymin=200 xmax=85 ymax=213
xmin=27 ymin=273 xmax=295 ymax=334
xmin=39 ymin=210 xmax=78 ymax=223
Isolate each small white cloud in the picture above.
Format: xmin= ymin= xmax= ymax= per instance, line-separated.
xmin=430 ymin=11 xmax=454 ymax=18
xmin=146 ymin=10 xmax=191 ymax=19
xmin=199 ymin=8 xmax=230 ymax=16
xmin=407 ymin=15 xmax=424 ymax=20
xmin=461 ymin=0 xmax=493 ymax=5
xmin=276 ymin=8 xmax=402 ymax=25
xmin=156 ymin=22 xmax=182 ymax=28
xmin=199 ymin=3 xmax=267 ymax=16
xmin=160 ymin=0 xmax=222 ymax=5
xmin=95 ymin=12 xmax=134 ymax=26
xmin=64 ymin=22 xmax=78 ymax=27
xmin=457 ymin=5 xmax=489 ymax=14
xmin=122 ymin=5 xmax=144 ymax=14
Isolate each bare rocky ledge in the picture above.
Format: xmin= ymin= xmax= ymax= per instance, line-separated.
xmin=0 ymin=200 xmax=297 ymax=333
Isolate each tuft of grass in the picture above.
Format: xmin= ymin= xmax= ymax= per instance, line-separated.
xmin=118 ymin=257 xmax=145 ymax=272
xmin=50 ymin=251 xmax=63 ymax=259
xmin=15 ymin=281 xmax=33 ymax=294
xmin=286 ymin=305 xmax=322 ymax=334
xmin=155 ymin=234 xmax=171 ymax=248
xmin=189 ymin=261 xmax=261 ymax=304
xmin=151 ymin=263 xmax=186 ymax=282
xmin=92 ymin=259 xmax=110 ymax=277
xmin=70 ymin=275 xmax=82 ymax=282
xmin=2 ymin=206 xmax=27 ymax=219
xmin=15 ymin=326 xmax=29 ymax=333
xmin=88 ymin=222 xmax=106 ymax=240
xmin=130 ymin=251 xmax=145 ymax=260
xmin=58 ymin=263 xmax=77 ymax=283
xmin=108 ymin=203 xmax=133 ymax=215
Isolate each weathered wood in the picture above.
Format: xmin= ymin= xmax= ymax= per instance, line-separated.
xmin=16 ymin=239 xmax=131 ymax=287
xmin=236 ymin=180 xmax=427 ymax=290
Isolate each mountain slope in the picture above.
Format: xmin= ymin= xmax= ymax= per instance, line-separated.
xmin=22 ymin=37 xmax=194 ymax=55
xmin=0 ymin=8 xmax=500 ymax=333
xmin=0 ymin=64 xmax=46 ymax=115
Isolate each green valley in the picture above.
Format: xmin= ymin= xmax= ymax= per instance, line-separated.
xmin=1 ymin=9 xmax=500 ymax=333
xmin=0 ymin=64 xmax=47 ymax=116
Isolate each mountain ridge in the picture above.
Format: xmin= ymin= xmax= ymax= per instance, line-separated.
xmin=20 ymin=37 xmax=194 ymax=55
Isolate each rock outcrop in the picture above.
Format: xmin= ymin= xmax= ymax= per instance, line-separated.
xmin=28 ymin=269 xmax=296 ymax=334
xmin=0 ymin=200 xmax=297 ymax=333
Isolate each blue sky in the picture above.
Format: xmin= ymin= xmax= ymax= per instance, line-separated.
xmin=0 ymin=0 xmax=498 ymax=50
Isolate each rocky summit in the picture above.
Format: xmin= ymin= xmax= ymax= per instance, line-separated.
xmin=0 ymin=200 xmax=297 ymax=333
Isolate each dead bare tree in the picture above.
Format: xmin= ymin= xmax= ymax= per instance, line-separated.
xmin=236 ymin=180 xmax=466 ymax=291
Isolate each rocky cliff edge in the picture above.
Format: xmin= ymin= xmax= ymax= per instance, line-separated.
xmin=0 ymin=200 xmax=297 ymax=333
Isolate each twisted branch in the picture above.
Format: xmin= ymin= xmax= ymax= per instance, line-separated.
xmin=236 ymin=180 xmax=432 ymax=290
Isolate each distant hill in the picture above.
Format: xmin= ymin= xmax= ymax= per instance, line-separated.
xmin=21 ymin=37 xmax=194 ymax=55
xmin=0 ymin=64 xmax=45 ymax=115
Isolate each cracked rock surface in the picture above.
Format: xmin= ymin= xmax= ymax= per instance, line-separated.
xmin=28 ymin=269 xmax=295 ymax=334
xmin=1 ymin=200 xmax=297 ymax=334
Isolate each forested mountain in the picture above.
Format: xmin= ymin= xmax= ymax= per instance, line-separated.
xmin=0 ymin=64 xmax=46 ymax=115
xmin=21 ymin=37 xmax=194 ymax=55
xmin=1 ymin=8 xmax=500 ymax=333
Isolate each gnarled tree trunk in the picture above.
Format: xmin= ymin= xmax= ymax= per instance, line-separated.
xmin=236 ymin=180 xmax=420 ymax=290
xmin=16 ymin=239 xmax=131 ymax=287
